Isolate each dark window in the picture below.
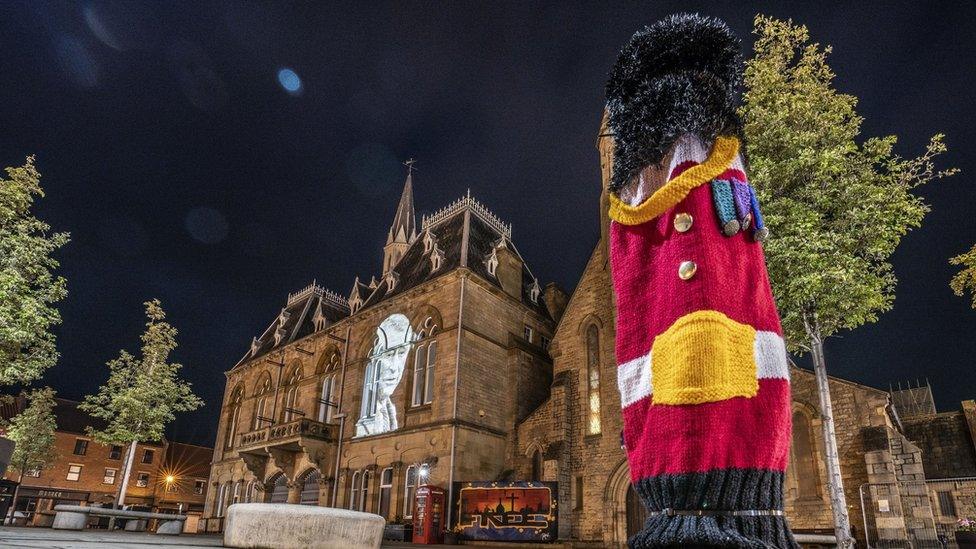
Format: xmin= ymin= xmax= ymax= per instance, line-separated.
xmin=194 ymin=480 xmax=206 ymax=495
xmin=938 ymin=491 xmax=957 ymax=517
xmin=523 ymin=325 xmax=533 ymax=343
xmin=73 ymin=439 xmax=88 ymax=456
xmin=541 ymin=335 xmax=551 ymax=350
xmin=109 ymin=445 xmax=122 ymax=460
xmin=574 ymin=476 xmax=584 ymax=510
xmin=136 ymin=472 xmax=150 ymax=487
xmin=141 ymin=449 xmax=154 ymax=464
xmin=531 ymin=450 xmax=543 ymax=480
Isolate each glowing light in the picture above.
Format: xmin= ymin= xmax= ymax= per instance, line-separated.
xmin=165 ymin=475 xmax=175 ymax=483
xmin=277 ymin=68 xmax=302 ymax=95
xmin=419 ymin=464 xmax=430 ymax=478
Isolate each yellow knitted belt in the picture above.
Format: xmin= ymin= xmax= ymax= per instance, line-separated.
xmin=608 ymin=136 xmax=740 ymax=226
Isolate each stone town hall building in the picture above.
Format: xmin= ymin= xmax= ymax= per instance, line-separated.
xmin=206 ymin=119 xmax=976 ymax=547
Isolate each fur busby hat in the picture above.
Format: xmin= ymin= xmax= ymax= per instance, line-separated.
xmin=606 ymin=13 xmax=743 ymax=192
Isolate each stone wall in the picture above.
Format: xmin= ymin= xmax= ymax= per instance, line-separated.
xmin=903 ymin=410 xmax=976 ymax=478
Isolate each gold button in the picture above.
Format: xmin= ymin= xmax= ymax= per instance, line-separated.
xmin=674 ymin=213 xmax=693 ymax=233
xmin=678 ymin=261 xmax=697 ymax=280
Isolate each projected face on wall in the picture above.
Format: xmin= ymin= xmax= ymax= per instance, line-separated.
xmin=355 ymin=313 xmax=414 ymax=437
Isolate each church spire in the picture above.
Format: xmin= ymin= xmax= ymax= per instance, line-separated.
xmin=383 ymin=160 xmax=418 ymax=273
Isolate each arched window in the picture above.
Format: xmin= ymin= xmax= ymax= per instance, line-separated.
xmin=357 ymin=314 xmax=414 ymax=437
xmin=269 ymin=473 xmax=289 ymax=503
xmin=225 ymin=387 xmax=244 ymax=448
xmin=412 ymin=317 xmax=438 ymax=407
xmin=252 ymin=373 xmax=272 ymax=429
xmin=244 ymin=480 xmax=256 ymax=503
xmin=282 ymin=366 xmax=304 ymax=422
xmin=404 ymin=465 xmax=419 ymax=519
xmin=300 ymin=470 xmax=321 ymax=505
xmin=221 ymin=481 xmax=233 ymax=516
xmin=318 ymin=353 xmax=340 ymax=423
xmin=378 ymin=467 xmax=394 ymax=519
xmin=232 ymin=480 xmax=242 ymax=505
xmin=531 ymin=450 xmax=543 ymax=480
xmin=790 ymin=410 xmax=821 ymax=500
xmin=359 ymin=470 xmax=371 ymax=512
xmin=350 ymin=471 xmax=361 ymax=510
xmin=586 ymin=325 xmax=602 ymax=435
xmin=214 ymin=483 xmax=227 ymax=517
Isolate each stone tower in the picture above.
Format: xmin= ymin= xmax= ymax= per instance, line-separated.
xmin=383 ymin=169 xmax=417 ymax=274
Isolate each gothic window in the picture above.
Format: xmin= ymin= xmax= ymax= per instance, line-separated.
xmin=282 ymin=366 xmax=304 ymax=422
xmin=269 ymin=473 xmax=288 ymax=503
xmin=423 ymin=230 xmax=436 ymax=253
xmin=215 ymin=483 xmax=228 ymax=517
xmin=429 ymin=246 xmax=444 ymax=272
xmin=359 ymin=470 xmax=371 ymax=512
xmin=531 ymin=450 xmax=543 ymax=481
xmin=412 ymin=316 xmax=438 ymax=407
xmin=404 ymin=465 xmax=419 ymax=519
xmin=300 ymin=470 xmax=321 ymax=505
xmin=485 ymin=248 xmax=499 ymax=277
xmin=357 ymin=314 xmax=413 ymax=437
xmin=253 ymin=372 xmax=273 ymax=429
xmin=232 ymin=480 xmax=242 ymax=505
xmin=529 ymin=278 xmax=541 ymax=303
xmin=586 ymin=325 xmax=602 ymax=435
xmin=318 ymin=353 xmax=340 ymax=423
xmin=378 ymin=467 xmax=394 ymax=519
xmin=225 ymin=386 xmax=244 ymax=448
xmin=384 ymin=271 xmax=399 ymax=293
xmin=789 ymin=410 xmax=821 ymax=500
xmin=350 ymin=471 xmax=360 ymax=510
xmin=244 ymin=480 xmax=256 ymax=503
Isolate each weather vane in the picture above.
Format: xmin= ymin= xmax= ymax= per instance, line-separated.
xmin=404 ymin=158 xmax=418 ymax=174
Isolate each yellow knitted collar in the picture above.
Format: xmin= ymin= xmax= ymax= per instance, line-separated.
xmin=608 ymin=136 xmax=740 ymax=226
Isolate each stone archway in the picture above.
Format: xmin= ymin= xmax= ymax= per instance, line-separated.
xmin=604 ymin=459 xmax=633 ymax=548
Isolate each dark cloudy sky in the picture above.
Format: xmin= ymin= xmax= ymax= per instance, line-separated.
xmin=1 ymin=1 xmax=974 ymax=446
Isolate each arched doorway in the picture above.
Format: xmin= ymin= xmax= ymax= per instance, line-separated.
xmin=626 ymin=484 xmax=648 ymax=538
xmin=300 ymin=470 xmax=321 ymax=505
xmin=269 ymin=473 xmax=289 ymax=503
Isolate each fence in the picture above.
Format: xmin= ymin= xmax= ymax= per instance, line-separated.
xmin=858 ymin=477 xmax=976 ymax=548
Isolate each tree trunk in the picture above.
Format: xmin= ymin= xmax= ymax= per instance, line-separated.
xmin=116 ymin=440 xmax=138 ymax=508
xmin=8 ymin=469 xmax=24 ymax=524
xmin=805 ymin=315 xmax=854 ymax=548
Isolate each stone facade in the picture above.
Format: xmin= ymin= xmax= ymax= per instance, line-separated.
xmin=205 ymin=123 xmax=976 ymax=547
xmin=204 ymin=177 xmax=561 ymax=532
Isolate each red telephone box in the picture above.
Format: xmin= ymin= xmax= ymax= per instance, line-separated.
xmin=412 ymin=484 xmax=445 ymax=544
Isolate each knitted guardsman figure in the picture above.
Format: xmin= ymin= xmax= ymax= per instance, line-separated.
xmin=606 ymin=14 xmax=797 ymax=548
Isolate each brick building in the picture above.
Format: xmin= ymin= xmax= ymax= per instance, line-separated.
xmin=1 ymin=397 xmax=211 ymax=526
xmin=204 ymin=171 xmax=563 ymax=530
xmin=205 ymin=119 xmax=976 ymax=547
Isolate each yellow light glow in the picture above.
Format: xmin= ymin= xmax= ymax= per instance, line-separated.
xmin=165 ymin=475 xmax=175 ymax=483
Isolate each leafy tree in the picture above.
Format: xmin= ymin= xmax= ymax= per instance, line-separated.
xmin=0 ymin=156 xmax=69 ymax=386
xmin=950 ymin=244 xmax=976 ymax=308
xmin=80 ymin=299 xmax=203 ymax=507
xmin=741 ymin=15 xmax=956 ymax=547
xmin=3 ymin=387 xmax=58 ymax=518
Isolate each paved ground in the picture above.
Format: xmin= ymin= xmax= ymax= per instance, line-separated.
xmin=0 ymin=526 xmax=465 ymax=548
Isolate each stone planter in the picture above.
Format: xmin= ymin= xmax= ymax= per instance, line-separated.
xmin=957 ymin=531 xmax=976 ymax=549
xmin=383 ymin=524 xmax=413 ymax=542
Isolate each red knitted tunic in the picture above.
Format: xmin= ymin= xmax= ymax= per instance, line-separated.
xmin=609 ymin=135 xmax=796 ymax=548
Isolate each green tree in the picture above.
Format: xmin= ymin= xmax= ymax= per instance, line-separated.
xmin=950 ymin=244 xmax=976 ymax=308
xmin=80 ymin=299 xmax=203 ymax=508
xmin=741 ymin=16 xmax=957 ymax=547
xmin=3 ymin=387 xmax=58 ymax=519
xmin=0 ymin=156 xmax=69 ymax=386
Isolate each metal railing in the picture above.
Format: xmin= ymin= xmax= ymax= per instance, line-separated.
xmin=859 ymin=477 xmax=976 ymax=548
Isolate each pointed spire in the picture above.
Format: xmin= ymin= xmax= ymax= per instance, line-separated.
xmin=387 ymin=163 xmax=417 ymax=246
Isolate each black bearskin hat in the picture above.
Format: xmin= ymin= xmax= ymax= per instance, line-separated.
xmin=606 ymin=13 xmax=743 ymax=193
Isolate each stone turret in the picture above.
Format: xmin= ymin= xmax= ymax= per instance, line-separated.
xmin=383 ymin=169 xmax=417 ymax=274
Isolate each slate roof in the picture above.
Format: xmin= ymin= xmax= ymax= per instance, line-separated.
xmin=235 ymin=193 xmax=551 ymax=367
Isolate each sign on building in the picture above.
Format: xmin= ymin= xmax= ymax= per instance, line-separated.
xmin=452 ymin=481 xmax=557 ymax=543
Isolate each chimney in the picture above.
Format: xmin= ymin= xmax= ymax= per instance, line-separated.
xmin=542 ymin=283 xmax=569 ymax=323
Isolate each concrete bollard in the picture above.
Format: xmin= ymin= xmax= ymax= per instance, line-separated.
xmin=223 ymin=503 xmax=385 ymax=549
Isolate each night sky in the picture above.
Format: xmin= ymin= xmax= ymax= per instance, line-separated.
xmin=1 ymin=2 xmax=974 ymax=447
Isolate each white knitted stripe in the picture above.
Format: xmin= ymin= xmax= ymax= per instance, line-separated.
xmin=617 ymin=353 xmax=653 ymax=408
xmin=617 ymin=331 xmax=789 ymax=409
